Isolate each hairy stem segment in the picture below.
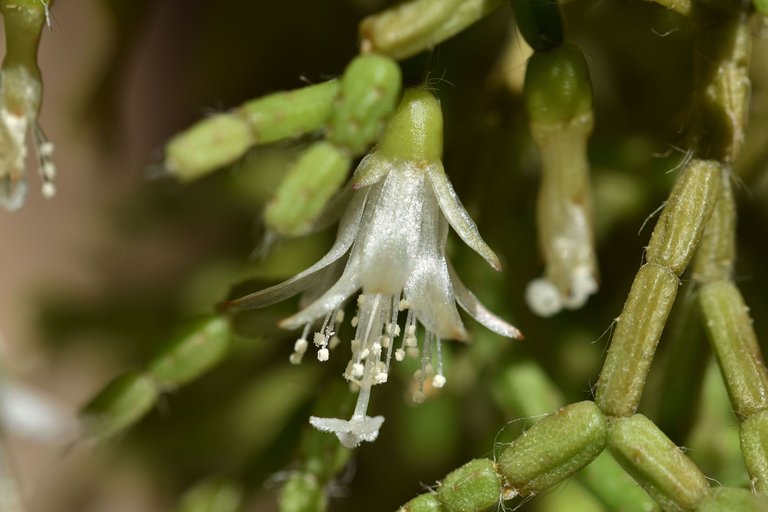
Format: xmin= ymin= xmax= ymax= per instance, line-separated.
xmin=359 ymin=0 xmax=504 ymax=60
xmin=399 ymin=401 xmax=607 ymax=511
xmin=691 ymin=172 xmax=768 ymax=492
xmin=595 ymin=159 xmax=720 ymax=418
xmin=165 ymin=80 xmax=340 ymax=181
xmin=691 ymin=4 xmax=751 ymax=164
xmin=494 ymin=364 xmax=657 ymax=511
xmin=607 ymin=414 xmax=710 ymax=511
xmin=82 ymin=316 xmax=236 ymax=439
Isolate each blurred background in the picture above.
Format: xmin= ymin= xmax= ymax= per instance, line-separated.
xmin=0 ymin=1 xmax=767 ymax=511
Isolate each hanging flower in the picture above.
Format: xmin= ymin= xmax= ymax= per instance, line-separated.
xmin=228 ymin=89 xmax=522 ymax=448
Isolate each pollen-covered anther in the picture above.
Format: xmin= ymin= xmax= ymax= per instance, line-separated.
xmin=351 ymin=316 xmax=359 ymax=328
xmin=294 ymin=338 xmax=308 ymax=354
xmin=289 ymin=337 xmax=308 ymax=365
xmin=313 ymin=332 xmax=326 ymax=347
xmin=374 ymin=371 xmax=388 ymax=384
xmin=398 ymin=299 xmax=409 ymax=311
xmin=432 ymin=374 xmax=446 ymax=388
xmin=395 ymin=348 xmax=405 ymax=361
xmin=317 ymin=348 xmax=330 ymax=362
xmin=351 ymin=363 xmax=364 ymax=378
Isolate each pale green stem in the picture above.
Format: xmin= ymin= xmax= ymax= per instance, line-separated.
xmin=608 ymin=414 xmax=710 ymax=511
xmin=165 ymin=80 xmax=340 ymax=181
xmin=595 ymin=159 xmax=720 ymax=418
xmin=359 ymin=0 xmax=504 ymax=60
xmin=175 ymin=478 xmax=244 ymax=512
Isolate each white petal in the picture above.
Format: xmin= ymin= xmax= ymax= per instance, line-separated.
xmin=354 ymin=164 xmax=424 ymax=294
xmin=350 ymin=152 xmax=392 ymax=190
xmin=227 ymin=189 xmax=367 ymax=311
xmin=448 ymin=263 xmax=524 ymax=339
xmin=426 ymin=164 xmax=501 ymax=271
xmin=309 ymin=414 xmax=385 ymax=448
xmin=279 ymin=256 xmax=361 ymax=329
xmin=404 ymin=190 xmax=467 ymax=341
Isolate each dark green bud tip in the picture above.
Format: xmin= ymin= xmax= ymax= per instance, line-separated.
xmin=524 ymin=44 xmax=593 ymax=125
xmin=510 ymin=0 xmax=564 ymax=52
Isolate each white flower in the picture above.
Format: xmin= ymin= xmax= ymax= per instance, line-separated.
xmin=229 ymin=89 xmax=522 ymax=448
xmin=0 ymin=66 xmax=56 ymax=211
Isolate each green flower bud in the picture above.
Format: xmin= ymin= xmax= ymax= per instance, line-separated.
xmin=524 ymin=45 xmax=592 ymax=126
xmin=377 ymin=88 xmax=443 ymax=164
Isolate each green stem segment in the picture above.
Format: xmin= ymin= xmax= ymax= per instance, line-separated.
xmin=400 ymin=401 xmax=607 ymax=511
xmin=165 ymin=80 xmax=340 ymax=181
xmin=608 ymin=414 xmax=710 ymax=511
xmin=360 ymin=0 xmax=504 ymax=60
xmin=596 ymin=159 xmax=720 ymax=418
xmin=82 ymin=316 xmax=236 ymax=439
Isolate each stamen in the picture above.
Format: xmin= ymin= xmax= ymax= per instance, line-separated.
xmin=419 ymin=332 xmax=433 ymax=390
xmin=33 ymin=124 xmax=56 ymax=199
xmin=289 ymin=324 xmax=312 ymax=364
xmin=432 ymin=338 xmax=446 ymax=388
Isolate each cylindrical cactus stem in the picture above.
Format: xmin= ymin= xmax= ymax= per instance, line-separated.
xmin=359 ymin=0 xmax=504 ymax=60
xmin=164 ymin=79 xmax=340 ymax=181
xmin=699 ymin=281 xmax=768 ymax=420
xmin=740 ymin=410 xmax=768 ymax=493
xmin=264 ymin=142 xmax=351 ymax=237
xmin=608 ymin=414 xmax=710 ymax=511
xmin=596 ymin=159 xmax=720 ymax=418
xmin=325 ymin=54 xmax=401 ymax=156
xmin=498 ymin=401 xmax=607 ymax=497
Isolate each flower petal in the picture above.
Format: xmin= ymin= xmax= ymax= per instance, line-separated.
xmin=350 ymin=152 xmax=392 ymax=190
xmin=426 ymin=163 xmax=501 ymax=271
xmin=226 ymin=189 xmax=367 ymax=311
xmin=279 ymin=255 xmax=361 ymax=329
xmin=404 ymin=189 xmax=467 ymax=341
xmin=354 ymin=164 xmax=423 ymax=294
xmin=448 ymin=263 xmax=524 ymax=339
